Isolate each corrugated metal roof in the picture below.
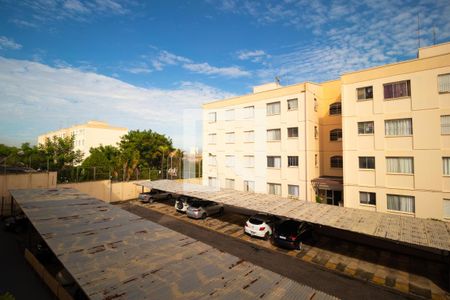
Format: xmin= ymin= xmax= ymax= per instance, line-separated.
xmin=10 ymin=188 xmax=337 ymax=300
xmin=136 ymin=180 xmax=450 ymax=253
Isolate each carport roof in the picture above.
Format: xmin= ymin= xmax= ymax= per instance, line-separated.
xmin=10 ymin=188 xmax=337 ymax=300
xmin=137 ymin=180 xmax=450 ymax=253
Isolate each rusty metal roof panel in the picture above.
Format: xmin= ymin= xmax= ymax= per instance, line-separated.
xmin=10 ymin=188 xmax=337 ymax=300
xmin=136 ymin=180 xmax=450 ymax=252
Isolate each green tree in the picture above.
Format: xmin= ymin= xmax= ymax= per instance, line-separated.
xmin=38 ymin=135 xmax=83 ymax=170
xmin=82 ymin=145 xmax=120 ymax=180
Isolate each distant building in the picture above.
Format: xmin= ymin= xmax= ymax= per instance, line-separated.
xmin=38 ymin=121 xmax=128 ymax=159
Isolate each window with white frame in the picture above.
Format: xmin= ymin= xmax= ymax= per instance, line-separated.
xmin=208 ymin=112 xmax=217 ymax=123
xmin=288 ymin=156 xmax=299 ymax=167
xmin=359 ymin=156 xmax=375 ymax=169
xmin=243 ymin=130 xmax=255 ymax=142
xmin=208 ymin=133 xmax=217 ymax=144
xmin=386 ymin=157 xmax=414 ymax=174
xmin=208 ymin=176 xmax=218 ymax=187
xmin=267 ymin=156 xmax=281 ymax=168
xmin=443 ymin=157 xmax=450 ymax=175
xmin=330 ymin=129 xmax=342 ymax=141
xmin=225 ymin=109 xmax=235 ymax=121
xmin=314 ymin=98 xmax=318 ymax=111
xmin=444 ymin=199 xmax=450 ymax=218
xmin=287 ymin=98 xmax=298 ymax=111
xmin=441 ymin=115 xmax=450 ymax=134
xmin=314 ymin=126 xmax=318 ymax=139
xmin=387 ymin=194 xmax=415 ymax=213
xmin=243 ymin=155 xmax=254 ymax=168
xmin=267 ymin=129 xmax=281 ymax=141
xmin=244 ymin=180 xmax=255 ymax=192
xmin=287 ymin=127 xmax=298 ymax=138
xmin=243 ymin=106 xmax=255 ymax=119
xmin=267 ymin=183 xmax=281 ymax=195
xmin=266 ymin=101 xmax=280 ymax=116
xmin=225 ymin=132 xmax=235 ymax=143
xmin=383 ymin=80 xmax=411 ymax=99
xmin=358 ymin=121 xmax=374 ymax=134
xmin=208 ymin=154 xmax=217 ymax=166
xmin=329 ymin=102 xmax=341 ymax=115
xmin=330 ymin=156 xmax=343 ymax=168
xmin=438 ymin=74 xmax=450 ymax=93
xmin=359 ymin=192 xmax=376 ymax=205
xmin=288 ymin=185 xmax=299 ymax=197
xmin=225 ymin=155 xmax=235 ymax=168
xmin=357 ymin=86 xmax=373 ymax=100
xmin=225 ymin=178 xmax=235 ymax=189
xmin=315 ymin=154 xmax=318 ymax=167
xmin=385 ymin=118 xmax=412 ymax=136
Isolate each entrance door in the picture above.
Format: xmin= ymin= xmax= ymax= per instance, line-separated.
xmin=323 ymin=190 xmax=342 ymax=206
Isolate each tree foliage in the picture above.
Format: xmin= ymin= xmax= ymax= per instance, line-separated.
xmin=38 ymin=135 xmax=83 ymax=170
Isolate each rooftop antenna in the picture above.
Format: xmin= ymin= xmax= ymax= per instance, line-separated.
xmin=275 ymin=76 xmax=281 ymax=85
xmin=417 ymin=14 xmax=421 ymax=58
xmin=433 ymin=25 xmax=436 ymax=45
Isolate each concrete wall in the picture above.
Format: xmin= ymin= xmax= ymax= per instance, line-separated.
xmin=0 ymin=172 xmax=57 ymax=216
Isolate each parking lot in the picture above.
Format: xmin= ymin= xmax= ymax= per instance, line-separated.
xmin=120 ymin=199 xmax=449 ymax=300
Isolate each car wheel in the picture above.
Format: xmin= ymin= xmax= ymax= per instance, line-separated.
xmin=264 ymin=232 xmax=270 ymax=241
xmin=201 ymin=213 xmax=207 ymax=219
xmin=297 ymin=241 xmax=302 ymax=250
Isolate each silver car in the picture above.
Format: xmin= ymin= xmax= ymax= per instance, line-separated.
xmin=138 ymin=190 xmax=173 ymax=203
xmin=186 ymin=201 xmax=224 ymax=219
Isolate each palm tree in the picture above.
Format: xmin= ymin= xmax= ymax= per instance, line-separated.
xmin=157 ymin=145 xmax=170 ymax=179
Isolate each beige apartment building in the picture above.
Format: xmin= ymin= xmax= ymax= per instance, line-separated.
xmin=203 ymin=41 xmax=450 ymax=221
xmin=38 ymin=121 xmax=128 ymax=159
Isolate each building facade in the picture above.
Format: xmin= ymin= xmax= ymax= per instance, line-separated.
xmin=38 ymin=121 xmax=128 ymax=159
xmin=203 ymin=41 xmax=450 ymax=221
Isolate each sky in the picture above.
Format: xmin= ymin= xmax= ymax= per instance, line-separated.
xmin=1 ymin=0 xmax=450 ymax=150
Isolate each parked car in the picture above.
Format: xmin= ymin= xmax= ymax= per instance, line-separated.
xmin=272 ymin=219 xmax=312 ymax=250
xmin=138 ymin=189 xmax=173 ymax=203
xmin=244 ymin=213 xmax=280 ymax=240
xmin=175 ymin=196 xmax=196 ymax=213
xmin=186 ymin=200 xmax=224 ymax=219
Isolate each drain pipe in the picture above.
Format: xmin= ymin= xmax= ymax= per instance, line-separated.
xmin=304 ymin=83 xmax=308 ymax=202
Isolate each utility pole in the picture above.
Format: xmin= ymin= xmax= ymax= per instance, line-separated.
xmin=417 ymin=14 xmax=421 ymax=58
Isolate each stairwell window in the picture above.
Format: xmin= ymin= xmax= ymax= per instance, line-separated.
xmin=438 ymin=74 xmax=450 ymax=93
xmin=208 ymin=133 xmax=217 ymax=144
xmin=267 ymin=183 xmax=281 ymax=195
xmin=329 ymin=102 xmax=341 ymax=115
xmin=443 ymin=157 xmax=450 ymax=175
xmin=266 ymin=101 xmax=280 ymax=116
xmin=208 ymin=154 xmax=217 ymax=166
xmin=385 ymin=118 xmax=412 ymax=136
xmin=359 ymin=157 xmax=375 ymax=169
xmin=208 ymin=112 xmax=217 ymax=123
xmin=387 ymin=194 xmax=415 ymax=213
xmin=358 ymin=121 xmax=374 ymax=135
xmin=287 ymin=98 xmax=298 ymax=111
xmin=386 ymin=157 xmax=414 ymax=174
xmin=288 ymin=156 xmax=299 ymax=167
xmin=441 ymin=115 xmax=450 ymax=134
xmin=267 ymin=156 xmax=281 ymax=168
xmin=267 ymin=129 xmax=281 ymax=141
xmin=330 ymin=129 xmax=342 ymax=141
xmin=357 ymin=86 xmax=373 ymax=100
xmin=359 ymin=192 xmax=376 ymax=205
xmin=384 ymin=80 xmax=411 ymax=99
xmin=330 ymin=156 xmax=343 ymax=168
xmin=287 ymin=127 xmax=298 ymax=138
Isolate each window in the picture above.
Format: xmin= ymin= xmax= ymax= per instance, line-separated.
xmin=267 ymin=156 xmax=281 ymax=168
xmin=243 ymin=130 xmax=255 ymax=142
xmin=330 ymin=129 xmax=342 ymax=141
xmin=383 ymin=80 xmax=411 ymax=99
xmin=386 ymin=157 xmax=414 ymax=174
xmin=314 ymin=98 xmax=318 ymax=112
xmin=330 ymin=156 xmax=343 ymax=168
xmin=225 ymin=132 xmax=235 ymax=143
xmin=225 ymin=109 xmax=235 ymax=121
xmin=208 ymin=133 xmax=217 ymax=144
xmin=441 ymin=115 xmax=450 ymax=134
xmin=267 ymin=129 xmax=281 ymax=141
xmin=208 ymin=112 xmax=217 ymax=123
xmin=225 ymin=178 xmax=235 ymax=189
xmin=243 ymin=106 xmax=255 ymax=119
xmin=288 ymin=185 xmax=299 ymax=197
xmin=208 ymin=154 xmax=217 ymax=166
xmin=244 ymin=180 xmax=255 ymax=192
xmin=359 ymin=157 xmax=375 ymax=169
xmin=438 ymin=74 xmax=450 ymax=93
xmin=266 ymin=101 xmax=280 ymax=116
xmin=314 ymin=126 xmax=318 ymax=139
xmin=444 ymin=199 xmax=450 ymax=219
xmin=358 ymin=121 xmax=374 ymax=135
xmin=357 ymin=86 xmax=373 ymax=100
xmin=287 ymin=127 xmax=298 ymax=138
xmin=329 ymin=102 xmax=341 ymax=115
xmin=267 ymin=183 xmax=281 ymax=195
xmin=288 ymin=156 xmax=299 ymax=167
xmin=315 ymin=154 xmax=318 ymax=167
xmin=208 ymin=177 xmax=218 ymax=187
xmin=287 ymin=98 xmax=298 ymax=111
xmin=225 ymin=155 xmax=235 ymax=168
xmin=359 ymin=192 xmax=376 ymax=205
xmin=243 ymin=155 xmax=254 ymax=168
xmin=443 ymin=157 xmax=450 ymax=175
xmin=387 ymin=194 xmax=415 ymax=213
xmin=385 ymin=118 xmax=412 ymax=136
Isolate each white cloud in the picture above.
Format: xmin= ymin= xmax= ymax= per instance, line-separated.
xmin=236 ymin=49 xmax=269 ymax=62
xmin=183 ymin=62 xmax=251 ymax=78
xmin=0 ymin=57 xmax=233 ymax=147
xmin=0 ymin=36 xmax=22 ymax=50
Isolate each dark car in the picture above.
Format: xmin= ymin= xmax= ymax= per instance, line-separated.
xmin=272 ymin=219 xmax=312 ymax=250
xmin=138 ymin=189 xmax=174 ymax=203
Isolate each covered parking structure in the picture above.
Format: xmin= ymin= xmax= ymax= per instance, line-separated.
xmin=9 ymin=188 xmax=337 ymax=300
xmin=136 ymin=180 xmax=450 ymax=259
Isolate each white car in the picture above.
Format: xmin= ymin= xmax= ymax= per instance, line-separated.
xmin=175 ymin=196 xmax=196 ymax=213
xmin=244 ymin=213 xmax=280 ymax=240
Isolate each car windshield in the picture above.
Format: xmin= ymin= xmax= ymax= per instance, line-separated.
xmin=248 ymin=217 xmax=264 ymax=225
xmin=190 ymin=201 xmax=206 ymax=208
xmin=277 ymin=220 xmax=301 ymax=232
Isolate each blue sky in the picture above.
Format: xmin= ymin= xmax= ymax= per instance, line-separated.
xmin=1 ymin=0 xmax=450 ymax=149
